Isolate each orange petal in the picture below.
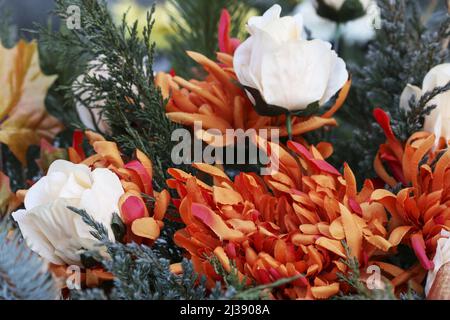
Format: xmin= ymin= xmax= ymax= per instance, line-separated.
xmin=278 ymin=117 xmax=337 ymax=137
xmin=93 ymin=141 xmax=124 ymax=168
xmin=214 ymin=246 xmax=231 ymax=273
xmin=315 ymin=237 xmax=346 ymax=258
xmin=388 ymin=226 xmax=412 ymax=246
xmin=339 ymin=203 xmax=362 ymax=260
xmin=193 ymin=163 xmax=231 ymax=181
xmin=432 ymin=149 xmax=450 ymax=192
xmin=322 ymin=78 xmax=351 ymax=118
xmin=154 ymin=189 xmax=171 ymax=221
xmin=191 ymin=203 xmax=244 ymax=241
xmin=170 ymin=263 xmax=183 ymax=274
xmin=316 ymin=142 xmax=333 ymax=159
xmin=213 ymin=186 xmax=243 ymax=205
xmin=125 ymin=160 xmax=153 ymax=195
xmin=227 ymin=219 xmax=257 ymax=234
xmin=410 ymin=134 xmax=435 ymax=190
xmin=172 ymin=76 xmax=226 ymax=110
xmin=85 ymin=130 xmax=105 ymax=144
xmin=136 ymin=150 xmax=153 ymax=181
xmin=119 ymin=192 xmax=149 ymax=224
xmin=131 ymin=217 xmax=160 ymax=240
xmin=311 ymin=283 xmax=340 ymax=299
xmin=167 ymin=112 xmax=231 ymax=133
xmin=374 ymin=151 xmax=397 ymax=188
xmin=344 ymin=163 xmax=357 ymax=198
xmin=330 ymin=218 xmax=345 ymax=240
xmin=366 ymin=235 xmax=392 ymax=251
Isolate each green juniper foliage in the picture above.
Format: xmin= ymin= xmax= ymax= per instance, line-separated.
xmin=335 ymin=242 xmax=397 ymax=300
xmin=70 ymin=207 xmax=301 ymax=300
xmin=335 ymin=242 xmax=422 ymax=300
xmin=0 ymin=1 xmax=17 ymax=48
xmin=331 ymin=0 xmax=450 ymax=182
xmin=166 ymin=0 xmax=251 ymax=78
xmin=69 ymin=207 xmax=236 ymax=300
xmin=40 ymin=0 xmax=187 ymax=190
xmin=209 ymin=255 xmax=304 ymax=300
xmin=0 ymin=217 xmax=58 ymax=300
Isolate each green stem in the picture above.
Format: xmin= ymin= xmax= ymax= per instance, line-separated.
xmin=286 ymin=113 xmax=293 ymax=141
xmin=334 ymin=23 xmax=341 ymax=54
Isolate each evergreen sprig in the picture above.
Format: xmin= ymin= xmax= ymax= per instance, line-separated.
xmin=166 ymin=0 xmax=251 ymax=78
xmin=335 ymin=242 xmax=397 ymax=300
xmin=208 ymin=254 xmax=304 ymax=300
xmin=0 ymin=1 xmax=17 ymax=48
xmin=69 ymin=207 xmax=234 ymax=300
xmin=398 ymin=79 xmax=450 ymax=139
xmin=0 ymin=217 xmax=58 ymax=300
xmin=40 ymin=0 xmax=187 ymax=190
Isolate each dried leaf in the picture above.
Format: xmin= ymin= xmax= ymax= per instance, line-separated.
xmin=0 ymin=40 xmax=62 ymax=164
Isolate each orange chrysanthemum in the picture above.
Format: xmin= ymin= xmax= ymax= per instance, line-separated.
xmin=371 ymin=110 xmax=450 ymax=272
xmin=167 ymin=138 xmax=418 ymax=299
xmin=373 ymin=108 xmax=448 ymax=188
xmin=156 ymin=51 xmax=351 ymax=145
xmin=69 ymin=130 xmax=170 ymax=243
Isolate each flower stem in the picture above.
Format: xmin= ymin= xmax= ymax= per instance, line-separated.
xmin=286 ymin=113 xmax=293 ymax=141
xmin=334 ymin=23 xmax=341 ymax=54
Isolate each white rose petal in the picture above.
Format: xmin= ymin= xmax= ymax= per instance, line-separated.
xmin=12 ymin=160 xmax=125 ymax=265
xmin=295 ymin=0 xmax=378 ymax=44
xmin=399 ymin=84 xmax=422 ymax=112
xmin=323 ymin=0 xmax=346 ymax=11
xmin=425 ymin=230 xmax=450 ymax=296
xmin=73 ymin=58 xmax=111 ymax=134
xmin=234 ymin=4 xmax=348 ymax=112
xmin=400 ymin=63 xmax=450 ymax=144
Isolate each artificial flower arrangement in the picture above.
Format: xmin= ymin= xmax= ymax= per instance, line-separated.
xmin=0 ymin=0 xmax=449 ymax=301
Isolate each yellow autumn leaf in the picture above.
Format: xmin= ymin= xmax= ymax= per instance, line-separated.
xmin=0 ymin=40 xmax=62 ymax=164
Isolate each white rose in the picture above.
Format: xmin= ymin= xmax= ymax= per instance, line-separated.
xmin=12 ymin=160 xmax=125 ymax=265
xmin=319 ymin=0 xmax=371 ymax=11
xmin=73 ymin=59 xmax=111 ymax=134
xmin=295 ymin=0 xmax=379 ymax=44
xmin=234 ymin=4 xmax=348 ymax=112
xmin=313 ymin=0 xmax=373 ymax=24
xmin=425 ymin=230 xmax=450 ymax=296
xmin=322 ymin=0 xmax=346 ymax=11
xmin=400 ymin=63 xmax=450 ymax=144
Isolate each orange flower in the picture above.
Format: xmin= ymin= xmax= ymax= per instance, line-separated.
xmin=156 ymin=51 xmax=351 ymax=146
xmin=68 ymin=130 xmax=170 ymax=243
xmin=372 ymin=108 xmax=450 ymax=273
xmin=372 ymin=141 xmax=449 ymax=271
xmin=168 ymin=138 xmax=413 ymax=299
xmin=373 ymin=108 xmax=448 ymax=188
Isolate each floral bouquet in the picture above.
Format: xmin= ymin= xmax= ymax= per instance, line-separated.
xmin=0 ymin=0 xmax=449 ymax=302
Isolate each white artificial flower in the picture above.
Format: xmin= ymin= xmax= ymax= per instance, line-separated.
xmin=425 ymin=230 xmax=450 ymax=296
xmin=319 ymin=0 xmax=371 ymax=11
xmin=12 ymin=160 xmax=124 ymax=265
xmin=73 ymin=59 xmax=111 ymax=134
xmin=322 ymin=0 xmax=346 ymax=11
xmin=233 ymin=4 xmax=348 ymax=112
xmin=400 ymin=63 xmax=450 ymax=144
xmin=294 ymin=0 xmax=379 ymax=44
